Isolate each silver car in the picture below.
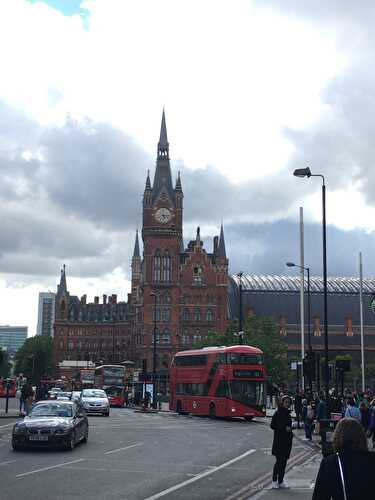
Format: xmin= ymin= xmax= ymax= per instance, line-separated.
xmin=80 ymin=389 xmax=110 ymax=416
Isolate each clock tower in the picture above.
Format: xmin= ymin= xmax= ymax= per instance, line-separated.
xmin=139 ymin=110 xmax=184 ymax=373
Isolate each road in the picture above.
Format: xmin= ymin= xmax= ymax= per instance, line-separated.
xmin=0 ymin=408 xmax=315 ymax=500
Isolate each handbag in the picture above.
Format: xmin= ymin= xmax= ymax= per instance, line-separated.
xmin=337 ymin=453 xmax=348 ymax=500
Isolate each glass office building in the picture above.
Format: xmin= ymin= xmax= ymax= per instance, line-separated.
xmin=0 ymin=326 xmax=27 ymax=354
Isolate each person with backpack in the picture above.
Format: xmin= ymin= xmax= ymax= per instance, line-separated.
xmin=345 ymin=398 xmax=361 ymax=422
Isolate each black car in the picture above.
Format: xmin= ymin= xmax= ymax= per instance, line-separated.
xmin=12 ymin=400 xmax=88 ymax=451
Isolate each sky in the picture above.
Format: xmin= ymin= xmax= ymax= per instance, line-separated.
xmin=2 ymin=0 xmax=375 ymax=336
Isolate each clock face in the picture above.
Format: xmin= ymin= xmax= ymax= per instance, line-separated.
xmin=155 ymin=208 xmax=172 ymax=224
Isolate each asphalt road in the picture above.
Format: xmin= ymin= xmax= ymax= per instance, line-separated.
xmin=0 ymin=408 xmax=314 ymax=500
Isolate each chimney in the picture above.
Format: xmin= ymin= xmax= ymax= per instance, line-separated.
xmin=213 ymin=236 xmax=219 ymax=254
xmin=94 ymin=296 xmax=99 ymax=305
xmin=127 ymin=293 xmax=131 ymax=303
xmin=81 ymin=294 xmax=87 ymax=305
xmin=112 ymin=294 xmax=117 ymax=304
xmin=103 ymin=294 xmax=107 ymax=305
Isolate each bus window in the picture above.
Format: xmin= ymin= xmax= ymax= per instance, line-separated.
xmin=175 ymin=355 xmax=207 ymax=366
xmin=228 ymin=353 xmax=263 ymax=365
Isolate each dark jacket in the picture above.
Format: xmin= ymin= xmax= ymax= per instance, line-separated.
xmin=270 ymin=406 xmax=293 ymax=458
xmin=312 ymin=451 xmax=375 ymax=500
xmin=21 ymin=384 xmax=33 ymax=400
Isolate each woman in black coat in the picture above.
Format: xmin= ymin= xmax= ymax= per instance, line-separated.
xmin=270 ymin=395 xmax=293 ymax=489
xmin=312 ymin=417 xmax=375 ymax=499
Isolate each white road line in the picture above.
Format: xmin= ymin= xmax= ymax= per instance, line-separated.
xmin=16 ymin=459 xmax=84 ymax=478
xmin=104 ymin=442 xmax=143 ymax=455
xmin=0 ymin=460 xmax=16 ymax=467
xmin=143 ymin=449 xmax=256 ymax=500
xmin=0 ymin=422 xmax=16 ymax=429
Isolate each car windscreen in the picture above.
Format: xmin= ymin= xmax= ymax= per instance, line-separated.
xmin=30 ymin=403 xmax=73 ymax=417
xmin=105 ymin=387 xmax=123 ymax=396
xmin=216 ymin=380 xmax=265 ymax=407
xmin=82 ymin=390 xmax=106 ymax=398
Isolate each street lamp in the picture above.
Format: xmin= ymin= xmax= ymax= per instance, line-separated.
xmin=287 ymin=261 xmax=312 ymax=391
xmin=237 ymin=272 xmax=244 ymax=345
xmin=150 ymin=292 xmax=158 ymax=410
xmin=293 ymin=167 xmax=329 ymax=400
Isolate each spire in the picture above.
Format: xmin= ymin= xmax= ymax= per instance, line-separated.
xmin=196 ymin=226 xmax=200 ymax=245
xmin=133 ymin=230 xmax=140 ymax=258
xmin=175 ymin=170 xmax=182 ymax=191
xmin=158 ymin=108 xmax=168 ymax=157
xmin=152 ymin=109 xmax=174 ymax=203
xmin=145 ymin=170 xmax=151 ymax=190
xmin=58 ymin=264 xmax=67 ymax=294
xmin=217 ymin=223 xmax=227 ymax=258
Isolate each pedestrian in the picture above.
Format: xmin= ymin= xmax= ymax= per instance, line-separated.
xmin=359 ymin=401 xmax=370 ymax=432
xmin=312 ymin=417 xmax=375 ymax=499
xmin=367 ymin=398 xmax=375 ymax=449
xmin=270 ymin=395 xmax=293 ymax=489
xmin=302 ymin=399 xmax=314 ymax=441
xmin=21 ymin=383 xmax=34 ymax=416
xmin=294 ymin=389 xmax=303 ymax=429
xmin=345 ymin=398 xmax=361 ymax=422
xmin=316 ymin=393 xmax=330 ymax=443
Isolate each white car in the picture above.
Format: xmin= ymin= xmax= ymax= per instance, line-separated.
xmin=80 ymin=389 xmax=110 ymax=416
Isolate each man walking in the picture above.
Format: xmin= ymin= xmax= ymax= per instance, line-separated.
xmin=270 ymin=395 xmax=294 ymax=489
xmin=294 ymin=389 xmax=303 ymax=429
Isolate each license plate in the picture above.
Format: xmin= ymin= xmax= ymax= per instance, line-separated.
xmin=29 ymin=435 xmax=49 ymax=441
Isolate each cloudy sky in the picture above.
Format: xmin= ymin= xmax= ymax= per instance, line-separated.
xmin=2 ymin=0 xmax=375 ymax=336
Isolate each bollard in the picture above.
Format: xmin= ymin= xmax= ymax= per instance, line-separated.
xmin=5 ymin=379 xmax=10 ymax=414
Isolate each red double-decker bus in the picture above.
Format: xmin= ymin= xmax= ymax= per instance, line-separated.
xmin=169 ymin=345 xmax=266 ymax=420
xmin=94 ymin=365 xmax=127 ymax=407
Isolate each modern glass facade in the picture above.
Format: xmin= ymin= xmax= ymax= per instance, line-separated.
xmin=37 ymin=292 xmax=56 ymax=337
xmin=0 ymin=326 xmax=27 ymax=354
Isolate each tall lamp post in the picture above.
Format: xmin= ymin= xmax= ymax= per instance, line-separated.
xmin=150 ymin=292 xmax=158 ymax=410
xmin=294 ymin=167 xmax=329 ymax=399
xmin=286 ymin=262 xmax=312 ymax=391
xmin=237 ymin=272 xmax=244 ymax=344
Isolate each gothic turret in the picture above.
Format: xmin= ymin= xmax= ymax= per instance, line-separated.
xmin=217 ymin=223 xmax=227 ymax=259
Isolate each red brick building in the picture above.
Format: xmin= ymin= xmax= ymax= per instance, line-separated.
xmin=54 ymin=112 xmax=229 ymax=377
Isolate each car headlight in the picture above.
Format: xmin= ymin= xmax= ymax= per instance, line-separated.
xmin=13 ymin=425 xmax=27 ymax=435
xmin=54 ymin=427 xmax=70 ymax=435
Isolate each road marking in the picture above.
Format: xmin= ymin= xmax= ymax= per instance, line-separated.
xmin=0 ymin=422 xmax=16 ymax=429
xmin=143 ymin=449 xmax=256 ymax=500
xmin=16 ymin=459 xmax=84 ymax=478
xmin=104 ymin=442 xmax=143 ymax=455
xmin=0 ymin=460 xmax=16 ymax=467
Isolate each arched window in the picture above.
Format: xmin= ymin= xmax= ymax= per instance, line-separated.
xmin=153 ymin=250 xmax=162 ymax=283
xmin=59 ymin=340 xmax=64 ymax=350
xmin=61 ymin=300 xmax=66 ymax=311
xmin=206 ymin=309 xmax=214 ymax=322
xmin=68 ymin=340 xmax=74 ymax=351
xmin=155 ymin=308 xmax=161 ymax=322
xmin=194 ymin=308 xmax=201 ymax=322
xmin=161 ymin=330 xmax=171 ymax=345
xmin=162 ymin=308 xmax=171 ymax=321
xmin=162 ymin=251 xmax=171 ymax=282
xmin=183 ymin=308 xmax=190 ymax=321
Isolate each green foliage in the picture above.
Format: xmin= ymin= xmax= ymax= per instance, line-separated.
xmin=14 ymin=336 xmax=54 ymax=385
xmin=0 ymin=348 xmax=11 ymax=378
xmin=193 ymin=316 xmax=289 ymax=385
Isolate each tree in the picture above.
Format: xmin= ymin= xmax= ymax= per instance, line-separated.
xmin=0 ymin=348 xmax=11 ymax=378
xmin=193 ymin=316 xmax=289 ymax=386
xmin=14 ymin=336 xmax=54 ymax=385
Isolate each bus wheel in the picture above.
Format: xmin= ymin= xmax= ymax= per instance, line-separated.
xmin=209 ymin=404 xmax=216 ymax=419
xmin=244 ymin=416 xmax=253 ymax=422
xmin=176 ymin=401 xmax=183 ymax=414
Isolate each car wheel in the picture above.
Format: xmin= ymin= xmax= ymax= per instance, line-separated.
xmin=103 ymin=411 xmax=110 ymax=417
xmin=66 ymin=432 xmax=75 ymax=451
xmin=244 ymin=416 xmax=254 ymax=422
xmin=176 ymin=401 xmax=183 ymax=415
xmin=12 ymin=441 xmax=22 ymax=451
xmin=82 ymin=428 xmax=88 ymax=443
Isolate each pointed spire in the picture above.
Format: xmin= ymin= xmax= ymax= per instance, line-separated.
xmin=145 ymin=170 xmax=151 ymax=190
xmin=196 ymin=226 xmax=201 ymax=245
xmin=175 ymin=170 xmax=182 ymax=191
xmin=217 ymin=223 xmax=227 ymax=258
xmin=133 ymin=230 xmax=140 ymax=258
xmin=58 ymin=264 xmax=67 ymax=294
xmin=157 ymin=108 xmax=169 ymax=159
